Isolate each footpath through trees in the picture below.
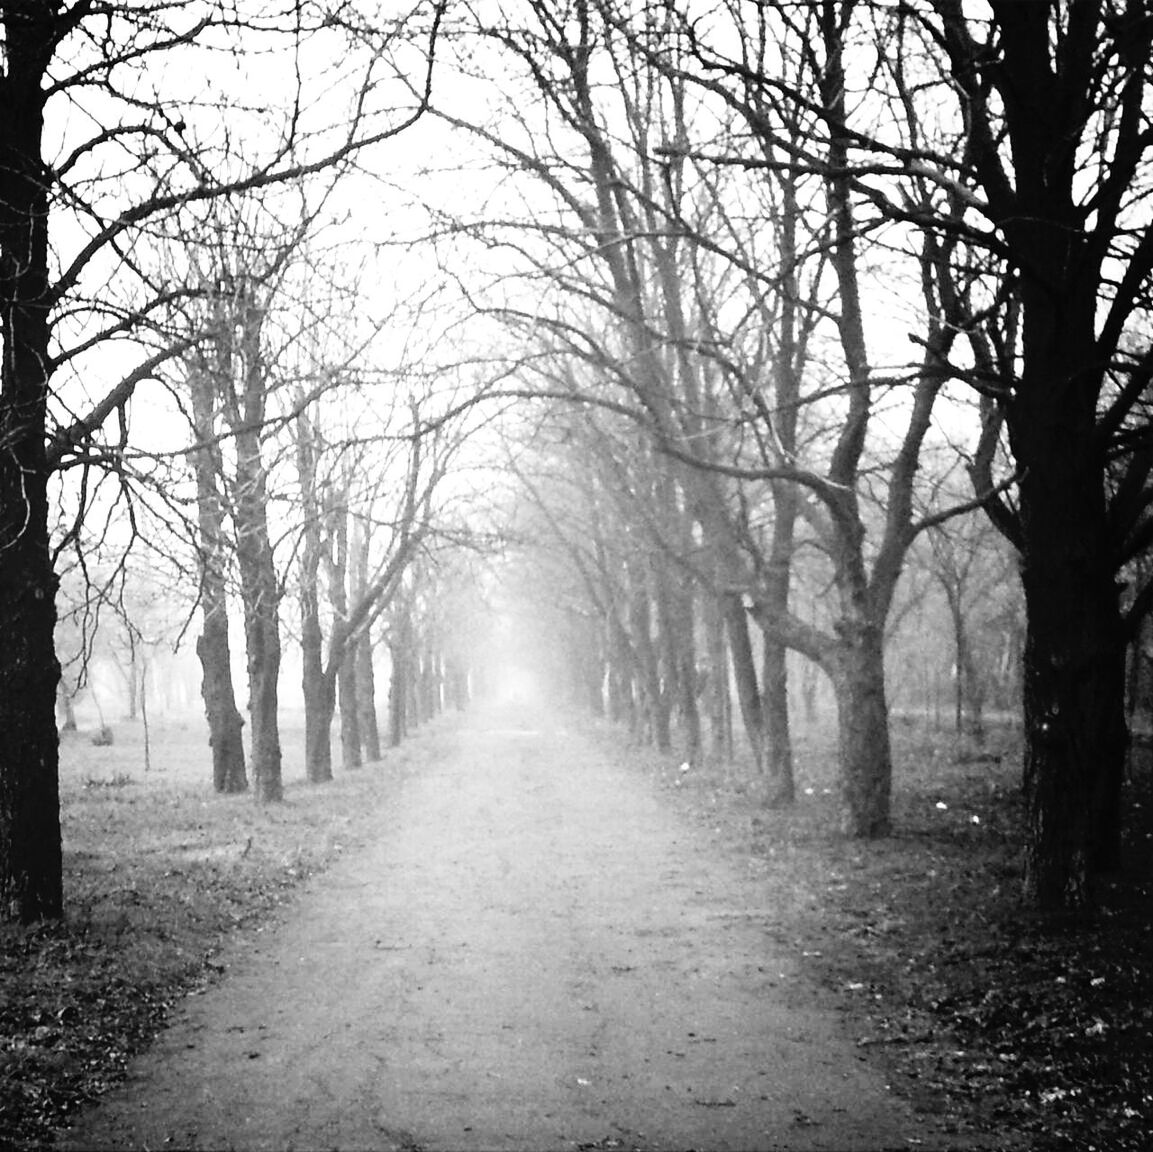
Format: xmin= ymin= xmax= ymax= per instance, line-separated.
xmin=58 ymin=706 xmax=975 ymax=1152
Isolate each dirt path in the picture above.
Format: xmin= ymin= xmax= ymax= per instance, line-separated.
xmin=60 ymin=707 xmax=966 ymax=1152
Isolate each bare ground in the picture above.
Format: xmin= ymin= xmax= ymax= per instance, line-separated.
xmin=54 ymin=706 xmax=983 ymax=1152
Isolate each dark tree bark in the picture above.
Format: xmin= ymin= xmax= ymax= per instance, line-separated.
xmin=225 ymin=286 xmax=283 ymax=803
xmin=235 ymin=448 xmax=284 ymax=803
xmin=0 ymin=6 xmax=63 ymax=921
xmin=196 ymin=626 xmax=248 ymax=794
xmin=936 ymin=0 xmax=1146 ymax=903
xmin=761 ymin=635 xmax=794 ymax=804
xmin=189 ymin=363 xmax=247 ymax=793
xmin=830 ymin=621 xmax=892 ymax=838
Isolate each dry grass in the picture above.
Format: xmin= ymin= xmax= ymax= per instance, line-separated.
xmin=630 ymin=714 xmax=1153 ymax=1152
xmin=0 ymin=712 xmax=457 ymax=1149
xmin=4 ymin=709 xmax=1150 ymax=1151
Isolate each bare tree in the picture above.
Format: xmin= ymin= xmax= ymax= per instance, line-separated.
xmin=0 ymin=0 xmax=443 ymax=920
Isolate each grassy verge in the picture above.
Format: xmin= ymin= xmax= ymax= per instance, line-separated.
xmin=0 ymin=714 xmax=453 ymax=1150
xmin=629 ymin=715 xmax=1153 ymax=1152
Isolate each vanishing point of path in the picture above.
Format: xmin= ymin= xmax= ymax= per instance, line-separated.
xmin=61 ymin=707 xmax=968 ymax=1152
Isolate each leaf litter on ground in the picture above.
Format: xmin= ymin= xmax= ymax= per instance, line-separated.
xmin=0 ymin=714 xmax=445 ymax=1150
xmin=5 ymin=710 xmax=1152 ymax=1152
xmin=612 ymin=714 xmax=1153 ymax=1152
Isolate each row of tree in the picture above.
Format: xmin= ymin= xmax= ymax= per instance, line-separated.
xmin=405 ymin=0 xmax=1153 ymax=909
xmin=0 ymin=0 xmax=454 ymax=921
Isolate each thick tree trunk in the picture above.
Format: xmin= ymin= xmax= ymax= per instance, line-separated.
xmin=357 ymin=633 xmax=381 ymax=761
xmin=244 ymin=604 xmax=283 ymax=803
xmin=1009 ymin=232 xmax=1127 ymax=902
xmin=0 ymin=506 xmax=62 ymax=923
xmin=189 ymin=364 xmax=247 ymax=793
xmin=830 ymin=620 xmax=892 ymax=838
xmin=294 ymin=402 xmax=331 ymax=783
xmin=197 ymin=627 xmax=247 ymax=793
xmin=217 ymin=287 xmax=282 ymax=803
xmin=1018 ymin=471 xmax=1128 ymax=902
xmin=302 ymin=650 xmax=333 ymax=783
xmin=234 ymin=434 xmax=282 ymax=803
xmin=338 ymin=648 xmax=362 ymax=769
xmin=0 ymin=41 xmax=62 ymax=921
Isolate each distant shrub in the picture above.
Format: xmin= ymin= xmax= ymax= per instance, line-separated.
xmin=90 ymin=725 xmax=114 ymax=747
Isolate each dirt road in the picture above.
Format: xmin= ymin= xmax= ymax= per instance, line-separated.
xmin=60 ymin=707 xmax=963 ymax=1151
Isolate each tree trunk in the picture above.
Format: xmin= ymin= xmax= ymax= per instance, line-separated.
xmin=704 ymin=593 xmax=733 ymax=761
xmin=1008 ymin=222 xmax=1128 ymax=901
xmin=216 ymin=284 xmax=283 ymax=803
xmin=0 ymin=40 xmax=63 ymax=921
xmin=189 ymin=363 xmax=247 ymax=793
xmin=672 ymin=590 xmax=702 ymax=766
xmin=357 ymin=632 xmax=381 ymax=761
xmin=294 ymin=401 xmax=332 ymax=783
xmin=1018 ymin=463 xmax=1128 ymax=900
xmin=302 ymin=648 xmax=333 ymax=783
xmin=761 ymin=635 xmax=794 ymax=805
xmin=724 ymin=593 xmax=765 ymax=772
xmin=59 ymin=687 xmax=78 ymax=733
xmin=830 ymin=620 xmax=892 ymax=838
xmin=632 ymin=577 xmax=669 ymax=752
xmin=125 ymin=634 xmax=139 ymax=721
xmin=197 ymin=627 xmax=247 ymax=793
xmin=338 ymin=647 xmax=362 ymax=769
xmin=388 ymin=598 xmax=412 ymax=747
xmin=1021 ymin=569 xmax=1127 ymax=899
xmin=243 ymin=588 xmax=283 ymax=803
xmin=234 ymin=424 xmax=282 ymax=801
xmin=389 ymin=641 xmax=408 ymax=747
